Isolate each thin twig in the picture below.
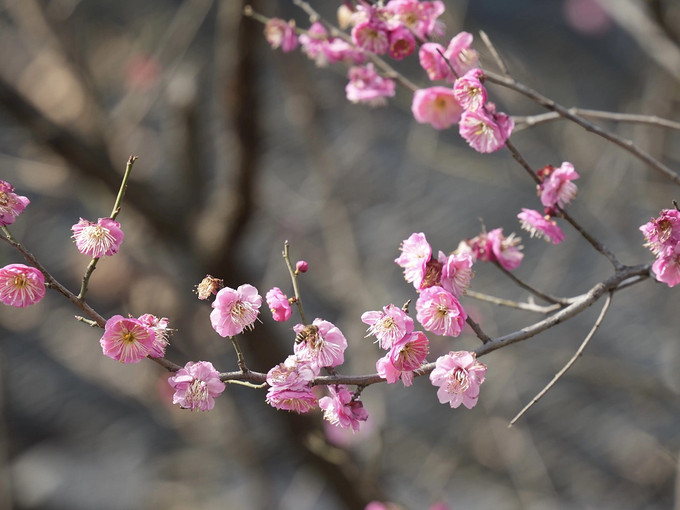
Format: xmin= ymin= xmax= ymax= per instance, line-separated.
xmin=508 ymin=291 xmax=613 ymax=427
xmin=283 ymin=241 xmax=308 ymax=325
xmin=513 ymin=109 xmax=680 ymax=132
xmin=479 ymin=30 xmax=510 ymax=78
xmin=466 ymin=315 xmax=492 ymax=343
xmin=494 ymin=261 xmax=571 ymax=306
xmin=465 ymin=290 xmax=565 ymax=314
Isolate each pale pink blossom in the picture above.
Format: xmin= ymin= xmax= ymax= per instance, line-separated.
xmin=266 ymin=354 xmax=319 ymax=390
xmin=418 ymin=43 xmax=452 ymax=81
xmin=395 ymin=232 xmax=432 ymax=289
xmin=71 ymin=217 xmax=124 ymax=258
xmin=352 ymin=20 xmax=389 ymax=55
xmin=416 ymin=286 xmax=467 ymax=337
xmin=376 ymin=353 xmax=414 ymax=387
xmin=168 ymin=361 xmax=225 ymax=411
xmin=210 ymin=284 xmax=262 ymax=337
xmin=266 ymin=287 xmax=292 ymax=322
xmin=444 ymin=32 xmax=480 ymax=76
xmin=430 ymin=350 xmax=487 ymax=409
xmin=459 ymin=108 xmax=513 ymax=153
xmin=539 ymin=161 xmax=580 ymax=210
xmin=453 ymin=68 xmax=487 ymax=111
xmin=384 ymin=0 xmax=445 ymax=39
xmin=293 ymin=318 xmax=348 ymax=369
xmin=361 ymin=303 xmax=414 ymax=350
xmin=0 ymin=180 xmax=30 ymax=227
xmin=487 ymin=228 xmax=524 ymax=270
xmin=323 ymin=38 xmax=366 ymax=65
xmin=299 ymin=22 xmax=331 ymax=66
xmin=389 ymin=330 xmax=429 ymax=371
xmin=412 ymin=87 xmax=463 ymax=130
xmin=99 ymin=315 xmax=155 ymax=364
xmin=264 ymin=18 xmax=298 ymax=53
xmin=640 ymin=209 xmax=680 ymax=257
xmin=319 ymin=385 xmax=369 ymax=432
xmin=346 ymin=64 xmax=396 ymax=106
xmin=518 ymin=208 xmax=565 ymax=245
xmin=438 ymin=251 xmax=474 ymax=297
xmin=387 ymin=26 xmax=415 ymax=60
xmin=266 ymin=386 xmax=318 ymax=413
xmin=138 ymin=313 xmax=170 ymax=357
xmin=651 ymin=244 xmax=680 ymax=288
xmin=0 ymin=264 xmax=45 ymax=308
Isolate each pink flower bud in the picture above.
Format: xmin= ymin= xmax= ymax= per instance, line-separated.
xmin=295 ymin=260 xmax=309 ymax=273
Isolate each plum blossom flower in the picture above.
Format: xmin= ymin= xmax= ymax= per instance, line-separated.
xmin=264 ymin=18 xmax=298 ymax=52
xmin=438 ymin=251 xmax=474 ymax=297
xmin=389 ymin=330 xmax=429 ymax=371
xmin=346 ymin=64 xmax=396 ymax=106
xmin=0 ymin=180 xmax=30 ymax=227
xmin=195 ymin=274 xmax=223 ymax=300
xmin=539 ymin=162 xmax=580 ymax=210
xmin=453 ymin=68 xmax=487 ymax=111
xmin=168 ymin=361 xmax=226 ymax=411
xmin=0 ymin=264 xmax=45 ymax=308
xmin=300 ymin=22 xmax=331 ymax=66
xmin=319 ymin=385 xmax=369 ymax=432
xmin=352 ymin=20 xmax=389 ymax=55
xmin=430 ymin=350 xmax=487 ymax=409
xmin=293 ymin=318 xmax=348 ymax=369
xmin=412 ymin=87 xmax=464 ymax=130
xmin=210 ymin=284 xmax=262 ymax=337
xmin=384 ymin=0 xmax=445 ymax=39
xmin=444 ymin=31 xmax=480 ymax=76
xmin=518 ymin=208 xmax=565 ymax=245
xmin=459 ymin=107 xmax=513 ymax=153
xmin=266 ymin=355 xmax=319 ymax=413
xmin=100 ymin=315 xmax=156 ymax=363
xmin=138 ymin=313 xmax=170 ymax=358
xmin=361 ymin=303 xmax=414 ymax=350
xmin=376 ymin=353 xmax=414 ymax=387
xmin=395 ymin=232 xmax=432 ymax=289
xmin=388 ymin=26 xmax=416 ymax=60
xmin=416 ymin=286 xmax=467 ymax=337
xmin=651 ymin=244 xmax=680 ymax=287
xmin=640 ymin=209 xmax=680 ymax=257
xmin=487 ymin=228 xmax=524 ymax=270
xmin=71 ymin=218 xmax=124 ymax=258
xmin=418 ymin=43 xmax=452 ymax=81
xmin=266 ymin=287 xmax=292 ymax=322
xmin=266 ymin=386 xmax=318 ymax=413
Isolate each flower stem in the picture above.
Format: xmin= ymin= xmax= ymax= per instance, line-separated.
xmin=230 ymin=336 xmax=248 ymax=373
xmin=283 ymin=241 xmax=308 ymax=325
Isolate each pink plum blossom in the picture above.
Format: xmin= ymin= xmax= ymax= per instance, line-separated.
xmin=640 ymin=209 xmax=680 ymax=257
xmin=539 ymin=161 xmax=580 ymax=210
xmin=651 ymin=244 xmax=680 ymax=287
xmin=444 ymin=31 xmax=480 ymax=76
xmin=412 ymin=86 xmax=464 ymax=130
xmin=266 ymin=287 xmax=292 ymax=322
xmin=293 ymin=318 xmax=348 ymax=369
xmin=518 ymin=208 xmax=565 ymax=245
xmin=459 ymin=108 xmax=513 ymax=153
xmin=487 ymin=228 xmax=524 ymax=270
xmin=71 ymin=217 xmax=124 ymax=258
xmin=0 ymin=180 xmax=30 ymax=227
xmin=352 ymin=20 xmax=389 ymax=55
xmin=210 ymin=284 xmax=262 ymax=337
xmin=388 ymin=26 xmax=416 ymax=60
xmin=100 ymin=315 xmax=156 ymax=363
xmin=346 ymin=64 xmax=396 ymax=106
xmin=266 ymin=386 xmax=318 ymax=413
xmin=395 ymin=232 xmax=432 ymax=289
xmin=453 ymin=68 xmax=487 ymax=111
xmin=416 ymin=286 xmax=467 ymax=337
xmin=0 ymin=264 xmax=45 ymax=308
xmin=418 ymin=43 xmax=452 ymax=81
xmin=376 ymin=353 xmax=414 ymax=387
xmin=299 ymin=22 xmax=331 ymax=66
xmin=266 ymin=355 xmax=319 ymax=413
xmin=322 ymin=38 xmax=366 ymax=65
xmin=168 ymin=361 xmax=226 ymax=411
xmin=430 ymin=350 xmax=487 ymax=409
xmin=384 ymin=0 xmax=445 ymax=39
xmin=264 ymin=18 xmax=298 ymax=53
xmin=361 ymin=303 xmax=414 ymax=350
xmin=319 ymin=385 xmax=369 ymax=432
xmin=138 ymin=313 xmax=170 ymax=358
xmin=389 ymin=330 xmax=429 ymax=371
xmin=438 ymin=251 xmax=474 ymax=297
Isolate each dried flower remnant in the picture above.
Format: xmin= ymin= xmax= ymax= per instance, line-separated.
xmin=195 ymin=275 xmax=223 ymax=300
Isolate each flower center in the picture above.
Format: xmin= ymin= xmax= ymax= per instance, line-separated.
xmin=12 ymin=274 xmax=28 ymax=288
xmin=447 ymin=368 xmax=470 ymax=393
xmin=187 ymin=379 xmax=209 ymax=406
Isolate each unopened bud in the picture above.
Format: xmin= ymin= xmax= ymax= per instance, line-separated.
xmin=295 ymin=260 xmax=309 ymax=274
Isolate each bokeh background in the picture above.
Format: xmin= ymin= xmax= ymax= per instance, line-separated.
xmin=1 ymin=0 xmax=680 ymax=509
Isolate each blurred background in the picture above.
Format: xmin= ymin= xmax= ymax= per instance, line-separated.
xmin=1 ymin=0 xmax=680 ymax=508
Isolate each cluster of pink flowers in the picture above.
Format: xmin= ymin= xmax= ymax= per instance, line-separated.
xmin=71 ymin=217 xmax=125 ymax=258
xmin=168 ymin=361 xmax=226 ymax=411
xmin=459 ymin=228 xmax=524 ymax=271
xmin=640 ymin=208 xmax=680 ymax=287
xmin=100 ymin=313 xmax=170 ymax=363
xmin=346 ymin=63 xmax=396 ymax=106
xmin=0 ymin=179 xmax=30 ymax=226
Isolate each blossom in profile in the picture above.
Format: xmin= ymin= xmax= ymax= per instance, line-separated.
xmin=352 ymin=20 xmax=389 ymax=55
xmin=266 ymin=287 xmax=292 ymax=322
xmin=266 ymin=385 xmax=318 ymax=413
xmin=387 ymin=26 xmax=415 ymax=60
xmin=640 ymin=209 xmax=680 ymax=257
xmin=412 ymin=87 xmax=464 ymax=130
xmin=453 ymin=68 xmax=487 ymax=111
xmin=210 ymin=284 xmax=262 ymax=337
xmin=416 ymin=286 xmax=467 ymax=337
xmin=168 ymin=361 xmax=226 ymax=411
xmin=651 ymin=244 xmax=680 ymax=287
xmin=444 ymin=31 xmax=480 ymax=76
xmin=264 ymin=18 xmax=298 ymax=53
xmin=438 ymin=251 xmax=474 ymax=297
xmin=459 ymin=108 xmax=513 ymax=153
xmin=418 ymin=43 xmax=451 ymax=81
xmin=71 ymin=217 xmax=124 ymax=258
xmin=0 ymin=180 xmax=30 ymax=227
xmin=346 ymin=64 xmax=396 ymax=107
xmin=319 ymin=385 xmax=369 ymax=432
xmin=299 ymin=22 xmax=331 ymax=66
xmin=138 ymin=313 xmax=170 ymax=358
xmin=100 ymin=315 xmax=155 ymax=363
xmin=266 ymin=355 xmax=319 ymax=413
xmin=195 ymin=275 xmax=223 ymax=300
xmin=389 ymin=330 xmax=429 ymax=371
xmin=539 ymin=161 xmax=579 ymax=210
xmin=487 ymin=228 xmax=524 ymax=270
xmin=376 ymin=353 xmax=414 ymax=387
xmin=518 ymin=208 xmax=565 ymax=245
xmin=0 ymin=264 xmax=45 ymax=308
xmin=293 ymin=318 xmax=348 ymax=369
xmin=395 ymin=232 xmax=432 ymax=289
xmin=430 ymin=350 xmax=487 ymax=409
xmin=361 ymin=303 xmax=414 ymax=350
